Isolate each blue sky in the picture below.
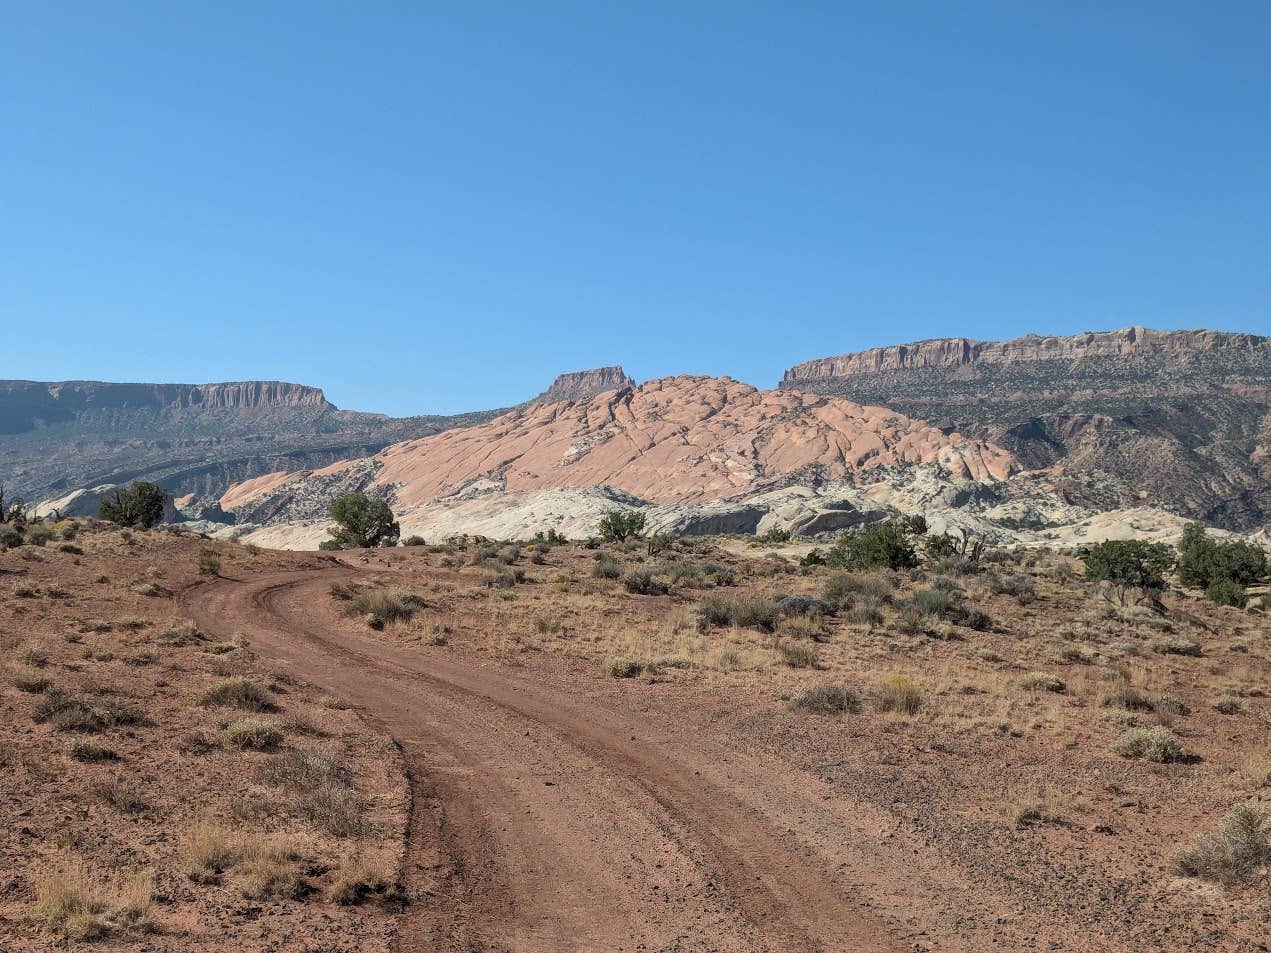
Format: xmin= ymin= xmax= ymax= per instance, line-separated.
xmin=2 ymin=2 xmax=1267 ymax=415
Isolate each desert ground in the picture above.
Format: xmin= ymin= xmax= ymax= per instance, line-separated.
xmin=1 ymin=521 xmax=1267 ymax=951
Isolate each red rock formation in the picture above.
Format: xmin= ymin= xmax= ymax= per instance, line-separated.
xmin=358 ymin=376 xmax=1016 ymax=507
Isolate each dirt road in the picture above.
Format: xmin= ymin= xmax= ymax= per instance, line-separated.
xmin=181 ymin=567 xmax=1112 ymax=953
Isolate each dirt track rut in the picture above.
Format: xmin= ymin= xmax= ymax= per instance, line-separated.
xmin=180 ymin=567 xmax=990 ymax=952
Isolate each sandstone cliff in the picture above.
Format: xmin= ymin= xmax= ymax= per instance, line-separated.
xmin=530 ymin=366 xmax=634 ymax=405
xmin=780 ymin=327 xmax=1271 ymax=530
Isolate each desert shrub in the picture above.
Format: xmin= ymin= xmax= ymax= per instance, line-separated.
xmin=26 ymin=524 xmax=52 ymax=546
xmin=9 ymin=667 xmax=52 ymax=693
xmin=196 ymin=548 xmax=221 ymax=576
xmin=99 ymin=481 xmax=166 ymax=529
xmin=156 ymin=620 xmax=203 ymax=646
xmin=825 ymin=520 xmax=919 ymax=572
xmin=992 ymin=572 xmax=1036 ymax=604
xmin=0 ymin=524 xmax=23 ymax=549
xmin=1177 ymin=522 xmax=1267 ymax=589
xmin=96 ymin=781 xmax=150 ymax=815
xmin=1213 ymin=696 xmax=1244 ymax=715
xmin=1205 ymin=579 xmax=1247 ymax=608
xmin=876 ymin=674 xmax=921 ymax=715
xmin=1080 ymin=540 xmax=1174 ymax=590
xmin=598 ymin=509 xmax=646 ymax=542
xmin=960 ymin=607 xmax=992 ymax=631
xmin=604 ymin=656 xmax=654 ymax=678
xmin=320 ymin=493 xmax=399 ymax=550
xmin=221 ymin=718 xmax=283 ymax=750
xmin=822 ymin=571 xmax=895 ymax=609
xmin=623 ymin=569 xmax=668 ymax=595
xmin=910 ymin=588 xmax=956 ymax=618
xmin=846 ymin=598 xmax=884 ymax=628
xmin=1101 ymin=682 xmax=1155 ymax=712
xmin=297 ymin=781 xmax=365 ymax=837
xmin=696 ymin=595 xmax=733 ymax=628
xmin=35 ymin=691 xmax=140 ymax=733
xmin=1019 ymin=672 xmax=1066 ymax=693
xmin=789 ymin=684 xmax=859 ymax=714
xmin=778 ymin=641 xmax=819 ymax=668
xmin=197 ymin=677 xmax=275 ymax=712
xmin=729 ymin=597 xmax=781 ymax=632
xmin=776 ymin=594 xmax=829 ymax=618
xmin=1110 ymin=727 xmax=1186 ymax=763
xmin=1171 ymin=802 xmax=1271 ymax=886
xmin=351 ymin=587 xmax=426 ymax=627
xmin=928 ymin=574 xmax=962 ymax=593
xmin=592 ymin=553 xmax=622 ymax=579
xmin=69 ymin=740 xmax=121 ymax=763
xmin=1149 ymin=636 xmax=1202 ymax=657
xmin=401 ymin=535 xmax=426 ymax=546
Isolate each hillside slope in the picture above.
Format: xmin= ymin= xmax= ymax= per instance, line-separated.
xmin=0 ymin=379 xmax=503 ymax=509
xmin=223 ymin=375 xmax=1016 ymax=526
xmin=781 ymin=327 xmax=1271 ymax=530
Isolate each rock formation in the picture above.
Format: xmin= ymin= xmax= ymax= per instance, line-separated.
xmin=780 ymin=328 xmax=1270 ymax=531
xmin=529 ymin=366 xmax=634 ymax=405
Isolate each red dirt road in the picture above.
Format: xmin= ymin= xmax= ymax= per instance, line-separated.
xmin=181 ymin=568 xmax=1123 ymax=953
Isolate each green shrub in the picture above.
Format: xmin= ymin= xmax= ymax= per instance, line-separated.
xmin=319 ymin=493 xmax=399 ymax=550
xmin=910 ymin=588 xmax=956 ymax=618
xmin=98 ymin=482 xmax=166 ymax=529
xmin=598 ymin=510 xmax=646 ymax=542
xmin=825 ymin=520 xmax=919 ymax=572
xmin=1177 ymin=522 xmax=1267 ymax=589
xmin=1080 ymin=539 xmax=1174 ymax=589
xmin=1205 ymin=579 xmax=1247 ymax=608
xmin=1110 ymin=727 xmax=1186 ymax=763
xmin=401 ymin=535 xmax=426 ymax=547
xmin=351 ymin=587 xmax=426 ymax=626
xmin=9 ymin=667 xmax=52 ymax=693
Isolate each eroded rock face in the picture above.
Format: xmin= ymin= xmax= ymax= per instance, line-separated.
xmin=530 ymin=366 xmax=635 ymax=405
xmin=780 ymin=327 xmax=1271 ymax=531
xmin=225 ymin=376 xmax=1016 ymax=517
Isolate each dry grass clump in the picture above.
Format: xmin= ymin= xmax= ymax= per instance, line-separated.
xmin=822 ymin=571 xmax=894 ymax=609
xmin=697 ymin=595 xmax=780 ymax=632
xmin=16 ymin=641 xmax=49 ymax=666
xmin=327 ymin=859 xmax=395 ymax=905
xmin=197 ymin=676 xmax=275 ymax=712
xmin=1110 ymin=727 xmax=1186 ymax=763
xmin=34 ymin=691 xmax=141 ymax=733
xmin=259 ymin=749 xmax=365 ymax=837
xmin=876 ymin=674 xmax=921 ymax=715
xmin=69 ymin=739 xmax=121 ymax=763
xmin=789 ymin=684 xmax=859 ymax=715
xmin=622 ymin=568 xmax=669 ymax=595
xmin=1004 ymin=783 xmax=1069 ymax=826
xmin=95 ymin=781 xmax=150 ymax=815
xmin=10 ymin=666 xmax=52 ymax=693
xmin=778 ymin=641 xmax=819 ymax=668
xmin=196 ymin=548 xmax=221 ymax=576
xmin=1019 ymin=672 xmax=1066 ymax=693
xmin=1171 ymin=802 xmax=1270 ymax=886
xmin=181 ymin=820 xmax=237 ymax=883
xmin=30 ymin=858 xmax=152 ymax=941
xmin=351 ymin=587 xmax=427 ymax=628
xmin=156 ymin=620 xmax=203 ymax=646
xmin=604 ymin=655 xmax=656 ymax=678
xmin=235 ymin=837 xmax=306 ymax=900
xmin=221 ymin=718 xmax=284 ymax=750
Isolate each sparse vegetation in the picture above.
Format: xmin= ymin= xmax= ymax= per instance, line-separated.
xmin=320 ymin=492 xmax=400 ymax=550
xmin=789 ymin=684 xmax=859 ymax=714
xmin=221 ymin=718 xmax=284 ymax=750
xmin=1110 ymin=727 xmax=1186 ymax=763
xmin=1171 ymin=802 xmax=1270 ymax=886
xmin=197 ymin=676 xmax=276 ymax=711
xmin=876 ymin=674 xmax=921 ymax=715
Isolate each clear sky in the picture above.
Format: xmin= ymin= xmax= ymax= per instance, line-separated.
xmin=2 ymin=2 xmax=1268 ymax=415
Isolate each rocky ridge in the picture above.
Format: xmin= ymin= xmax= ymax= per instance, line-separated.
xmin=780 ymin=327 xmax=1271 ymax=531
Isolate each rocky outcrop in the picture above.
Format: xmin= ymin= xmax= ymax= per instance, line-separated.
xmin=223 ymin=376 xmax=1017 ymax=519
xmin=530 ymin=366 xmax=635 ymax=405
xmin=780 ymin=327 xmax=1271 ymax=531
